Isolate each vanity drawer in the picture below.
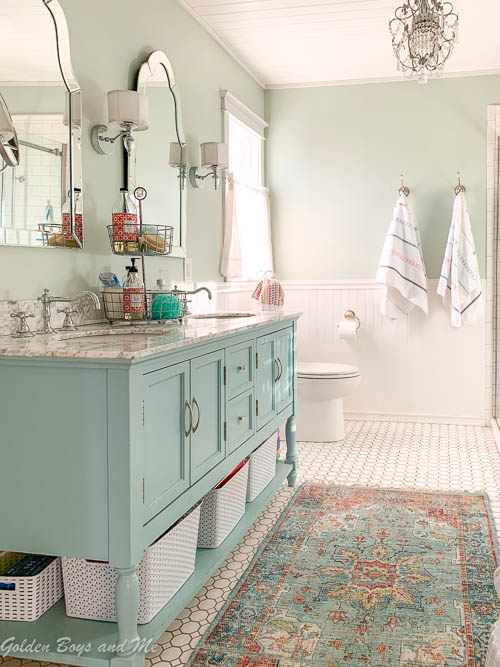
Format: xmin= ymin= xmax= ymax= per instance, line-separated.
xmin=227 ymin=389 xmax=255 ymax=454
xmin=226 ymin=341 xmax=254 ymax=400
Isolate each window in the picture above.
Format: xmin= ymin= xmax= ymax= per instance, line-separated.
xmin=220 ymin=91 xmax=273 ymax=282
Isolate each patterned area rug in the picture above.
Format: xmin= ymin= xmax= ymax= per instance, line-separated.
xmin=188 ymin=485 xmax=499 ymax=666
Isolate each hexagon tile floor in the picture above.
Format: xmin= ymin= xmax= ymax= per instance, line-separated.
xmin=2 ymin=420 xmax=500 ymax=667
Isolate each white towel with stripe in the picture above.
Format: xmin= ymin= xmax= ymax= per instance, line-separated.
xmin=437 ymin=192 xmax=483 ymax=327
xmin=376 ymin=193 xmax=428 ymax=320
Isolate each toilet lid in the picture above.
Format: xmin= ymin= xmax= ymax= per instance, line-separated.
xmin=297 ymin=362 xmax=360 ymax=379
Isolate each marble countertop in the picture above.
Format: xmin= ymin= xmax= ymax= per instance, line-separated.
xmin=0 ymin=311 xmax=301 ymax=361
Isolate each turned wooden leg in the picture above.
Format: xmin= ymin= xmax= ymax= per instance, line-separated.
xmin=115 ymin=564 xmax=140 ymax=658
xmin=285 ymin=414 xmax=298 ymax=487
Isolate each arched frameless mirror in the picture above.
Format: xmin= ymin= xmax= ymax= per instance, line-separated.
xmin=128 ymin=50 xmax=187 ymax=258
xmin=0 ymin=0 xmax=83 ymax=249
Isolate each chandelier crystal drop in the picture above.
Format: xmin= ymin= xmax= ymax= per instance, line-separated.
xmin=389 ymin=0 xmax=459 ymax=84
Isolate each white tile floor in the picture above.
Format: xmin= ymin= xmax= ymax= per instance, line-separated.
xmin=3 ymin=420 xmax=500 ymax=667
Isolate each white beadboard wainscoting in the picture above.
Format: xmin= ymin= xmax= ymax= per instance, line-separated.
xmin=198 ymin=279 xmax=489 ymax=426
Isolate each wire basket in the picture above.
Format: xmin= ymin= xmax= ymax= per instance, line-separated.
xmin=102 ymin=288 xmax=189 ymax=323
xmin=39 ymin=223 xmax=82 ymax=249
xmin=107 ymin=223 xmax=174 ymax=256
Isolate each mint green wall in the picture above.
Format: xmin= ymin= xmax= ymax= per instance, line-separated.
xmin=266 ymin=76 xmax=500 ymax=279
xmin=0 ymin=0 xmax=263 ymax=300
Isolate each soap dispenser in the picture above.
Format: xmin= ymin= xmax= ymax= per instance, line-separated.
xmin=122 ymin=258 xmax=145 ymax=320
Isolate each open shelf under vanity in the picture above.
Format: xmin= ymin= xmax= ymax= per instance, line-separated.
xmin=1 ymin=463 xmax=293 ymax=667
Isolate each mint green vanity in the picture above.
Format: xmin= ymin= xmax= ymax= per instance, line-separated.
xmin=0 ymin=313 xmax=299 ymax=667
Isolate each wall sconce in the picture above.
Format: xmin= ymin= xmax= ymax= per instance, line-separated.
xmin=169 ymin=142 xmax=187 ymax=189
xmin=91 ymin=90 xmax=149 ymax=157
xmin=0 ymin=93 xmax=20 ymax=171
xmin=189 ymin=142 xmax=228 ymax=190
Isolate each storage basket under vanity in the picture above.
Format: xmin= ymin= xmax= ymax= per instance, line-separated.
xmin=62 ymin=504 xmax=200 ymax=624
xmin=247 ymin=433 xmax=278 ymax=502
xmin=198 ymin=461 xmax=249 ymax=549
xmin=0 ymin=553 xmax=63 ymax=622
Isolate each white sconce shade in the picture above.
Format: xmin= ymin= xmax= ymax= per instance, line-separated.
xmin=169 ymin=142 xmax=187 ymax=167
xmin=63 ymin=90 xmax=82 ymax=128
xmin=107 ymin=90 xmax=149 ymax=131
xmin=201 ymin=142 xmax=228 ymax=168
xmin=0 ymin=103 xmax=14 ymax=141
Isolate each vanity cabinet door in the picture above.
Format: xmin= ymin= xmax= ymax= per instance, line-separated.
xmin=143 ymin=361 xmax=191 ymax=522
xmin=190 ymin=349 xmax=225 ymax=483
xmin=276 ymin=327 xmax=294 ymax=413
xmin=255 ymin=333 xmax=278 ymax=430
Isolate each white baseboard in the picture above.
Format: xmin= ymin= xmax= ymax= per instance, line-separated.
xmin=345 ymin=412 xmax=486 ymax=427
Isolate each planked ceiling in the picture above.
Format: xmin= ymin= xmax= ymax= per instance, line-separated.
xmin=177 ymin=0 xmax=500 ymax=88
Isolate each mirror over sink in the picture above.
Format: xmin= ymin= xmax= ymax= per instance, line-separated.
xmin=127 ymin=50 xmax=187 ymax=258
xmin=0 ymin=0 xmax=82 ymax=249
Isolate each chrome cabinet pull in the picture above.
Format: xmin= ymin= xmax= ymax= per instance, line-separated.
xmin=192 ymin=397 xmax=201 ymax=433
xmin=238 ymin=415 xmax=247 ymax=422
xmin=277 ymin=358 xmax=283 ymax=381
xmin=274 ymin=359 xmax=280 ymax=383
xmin=185 ymin=400 xmax=194 ymax=437
xmin=237 ymin=364 xmax=247 ymax=372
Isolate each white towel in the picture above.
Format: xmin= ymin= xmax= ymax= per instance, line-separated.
xmin=437 ymin=192 xmax=483 ymax=327
xmin=376 ymin=194 xmax=428 ymax=320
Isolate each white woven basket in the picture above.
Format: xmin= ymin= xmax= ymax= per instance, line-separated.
xmin=62 ymin=505 xmax=200 ymax=624
xmin=0 ymin=557 xmax=63 ymax=622
xmin=198 ymin=462 xmax=249 ymax=549
xmin=247 ymin=433 xmax=278 ymax=502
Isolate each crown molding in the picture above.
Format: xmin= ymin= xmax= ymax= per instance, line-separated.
xmin=265 ymin=68 xmax=500 ymax=90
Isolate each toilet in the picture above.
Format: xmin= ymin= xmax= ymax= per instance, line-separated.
xmin=297 ymin=362 xmax=361 ymax=442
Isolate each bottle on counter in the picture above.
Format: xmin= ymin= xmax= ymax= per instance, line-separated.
xmin=112 ymin=188 xmax=139 ymax=253
xmin=122 ymin=258 xmax=145 ymax=320
xmin=61 ymin=188 xmax=83 ymax=244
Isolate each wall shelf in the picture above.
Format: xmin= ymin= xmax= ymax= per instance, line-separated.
xmin=0 ymin=462 xmax=293 ymax=667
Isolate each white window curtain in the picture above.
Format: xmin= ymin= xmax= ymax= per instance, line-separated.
xmin=221 ymin=174 xmax=274 ymax=281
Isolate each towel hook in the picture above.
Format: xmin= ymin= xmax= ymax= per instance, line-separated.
xmin=399 ymin=174 xmax=409 ymax=197
xmin=455 ymin=171 xmax=466 ymax=195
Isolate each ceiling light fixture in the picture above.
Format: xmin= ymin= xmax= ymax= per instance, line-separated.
xmin=389 ymin=0 xmax=459 ymax=84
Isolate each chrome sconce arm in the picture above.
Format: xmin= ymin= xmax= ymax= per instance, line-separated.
xmin=189 ymin=164 xmax=224 ymax=190
xmin=92 ymin=121 xmax=138 ymax=157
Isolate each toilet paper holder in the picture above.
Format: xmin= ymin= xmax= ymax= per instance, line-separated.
xmin=342 ymin=309 xmax=361 ymax=331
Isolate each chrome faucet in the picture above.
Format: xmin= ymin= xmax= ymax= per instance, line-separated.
xmin=38 ymin=289 xmax=101 ymax=333
xmin=173 ymin=285 xmax=213 ymax=316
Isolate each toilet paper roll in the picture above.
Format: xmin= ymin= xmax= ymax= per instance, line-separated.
xmin=338 ymin=321 xmax=357 ymax=340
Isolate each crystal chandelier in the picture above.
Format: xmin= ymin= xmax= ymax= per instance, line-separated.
xmin=389 ymin=0 xmax=459 ymax=84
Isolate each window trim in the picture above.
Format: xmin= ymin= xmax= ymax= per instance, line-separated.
xmin=220 ymin=91 xmax=268 ymax=281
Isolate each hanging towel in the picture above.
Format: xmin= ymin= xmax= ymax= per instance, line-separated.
xmin=376 ymin=193 xmax=428 ymax=320
xmin=437 ymin=192 xmax=483 ymax=327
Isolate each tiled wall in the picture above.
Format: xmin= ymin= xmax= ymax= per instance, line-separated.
xmin=0 ymin=114 xmax=66 ymax=246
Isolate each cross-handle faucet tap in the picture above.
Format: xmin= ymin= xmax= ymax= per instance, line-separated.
xmin=38 ymin=288 xmax=101 ymax=334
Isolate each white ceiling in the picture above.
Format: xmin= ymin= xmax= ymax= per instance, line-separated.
xmin=0 ymin=0 xmax=63 ymax=83
xmin=178 ymin=0 xmax=500 ymax=88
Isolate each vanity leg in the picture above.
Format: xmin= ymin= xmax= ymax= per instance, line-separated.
xmin=115 ymin=564 xmax=140 ymax=658
xmin=285 ymin=414 xmax=298 ymax=486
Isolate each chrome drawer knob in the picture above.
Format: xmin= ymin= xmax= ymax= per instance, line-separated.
xmin=237 ymin=365 xmax=247 ymax=372
xmin=238 ymin=415 xmax=247 ymax=422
